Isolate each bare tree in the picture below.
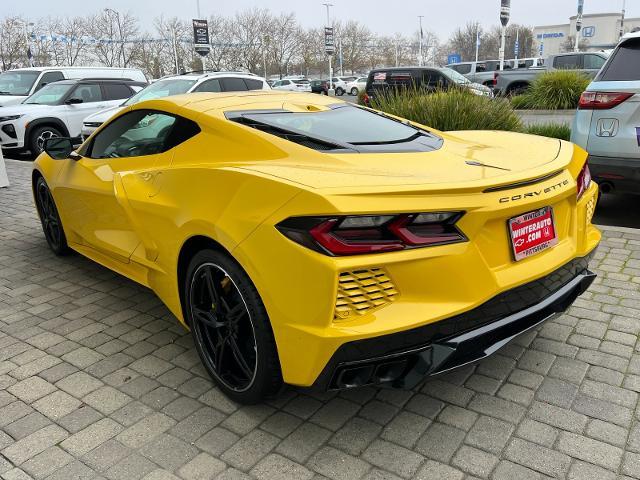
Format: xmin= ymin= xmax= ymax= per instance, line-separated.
xmin=0 ymin=17 xmax=27 ymax=70
xmin=88 ymin=10 xmax=139 ymax=67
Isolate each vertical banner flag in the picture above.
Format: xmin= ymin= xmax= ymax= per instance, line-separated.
xmin=192 ymin=19 xmax=210 ymax=56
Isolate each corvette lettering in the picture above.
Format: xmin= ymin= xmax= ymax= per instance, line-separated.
xmin=499 ymin=179 xmax=569 ymax=203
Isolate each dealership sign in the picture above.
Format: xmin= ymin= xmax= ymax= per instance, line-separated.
xmin=192 ymin=19 xmax=210 ymax=56
xmin=537 ymin=32 xmax=565 ymax=39
xmin=447 ymin=54 xmax=461 ymax=65
xmin=324 ymin=27 xmax=335 ymax=55
xmin=582 ymin=26 xmax=596 ymax=37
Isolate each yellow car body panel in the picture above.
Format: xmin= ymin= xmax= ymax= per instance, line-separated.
xmin=33 ymin=91 xmax=600 ymax=388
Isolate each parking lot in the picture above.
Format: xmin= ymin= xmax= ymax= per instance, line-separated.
xmin=0 ymin=158 xmax=638 ymax=479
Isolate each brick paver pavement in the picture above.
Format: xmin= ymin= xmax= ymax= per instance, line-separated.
xmin=1 ymin=158 xmax=639 ymax=480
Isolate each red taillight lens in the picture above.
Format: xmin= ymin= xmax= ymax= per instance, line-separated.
xmin=492 ymin=72 xmax=499 ymax=87
xmin=278 ymin=212 xmax=466 ymax=256
xmin=578 ymin=91 xmax=633 ymax=110
xmin=576 ymin=163 xmax=592 ymax=200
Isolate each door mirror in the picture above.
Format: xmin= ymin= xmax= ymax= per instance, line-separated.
xmin=65 ymin=97 xmax=83 ymax=105
xmin=44 ymin=137 xmax=74 ymax=160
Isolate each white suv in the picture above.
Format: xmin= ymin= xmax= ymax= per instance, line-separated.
xmin=0 ymin=78 xmax=145 ymax=156
xmin=81 ymin=71 xmax=270 ymax=139
xmin=0 ymin=67 xmax=147 ymax=107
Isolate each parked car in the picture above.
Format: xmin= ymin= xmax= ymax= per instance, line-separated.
xmin=345 ymin=77 xmax=367 ymax=96
xmin=328 ymin=77 xmax=354 ymax=96
xmin=508 ymin=57 xmax=545 ymax=69
xmin=364 ymin=67 xmax=493 ymax=105
xmin=447 ymin=60 xmax=505 ymax=87
xmin=310 ymin=79 xmax=328 ymax=95
xmin=571 ymin=32 xmax=640 ymax=195
xmin=34 ymin=91 xmax=600 ymax=403
xmin=271 ymin=79 xmax=312 ymax=92
xmin=0 ymin=78 xmax=145 ymax=156
xmin=81 ymin=72 xmax=270 ymax=139
xmin=0 ymin=67 xmax=147 ymax=107
xmin=493 ymin=52 xmax=609 ymax=96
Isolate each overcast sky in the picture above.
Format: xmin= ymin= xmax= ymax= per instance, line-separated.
xmin=5 ymin=0 xmax=635 ymax=40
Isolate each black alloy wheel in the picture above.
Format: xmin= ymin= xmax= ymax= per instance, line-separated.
xmin=30 ymin=125 xmax=62 ymax=156
xmin=185 ymin=250 xmax=282 ymax=404
xmin=34 ymin=177 xmax=70 ymax=256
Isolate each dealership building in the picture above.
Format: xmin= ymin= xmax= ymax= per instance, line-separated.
xmin=534 ymin=12 xmax=640 ymax=56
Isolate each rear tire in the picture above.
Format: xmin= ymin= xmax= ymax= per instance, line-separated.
xmin=350 ymin=87 xmax=358 ymax=96
xmin=336 ymin=87 xmax=344 ymax=96
xmin=184 ymin=249 xmax=283 ymax=404
xmin=29 ymin=125 xmax=62 ymax=157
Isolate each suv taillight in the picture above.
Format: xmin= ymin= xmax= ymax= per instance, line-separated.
xmin=277 ymin=213 xmax=466 ymax=256
xmin=492 ymin=72 xmax=499 ymax=87
xmin=578 ymin=91 xmax=634 ymax=110
xmin=576 ymin=163 xmax=592 ymax=200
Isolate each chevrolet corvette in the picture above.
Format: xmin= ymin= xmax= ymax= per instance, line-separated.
xmin=33 ymin=91 xmax=600 ymax=404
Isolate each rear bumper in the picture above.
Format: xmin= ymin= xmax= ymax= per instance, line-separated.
xmin=589 ymin=155 xmax=640 ymax=194
xmin=312 ymin=253 xmax=596 ymax=391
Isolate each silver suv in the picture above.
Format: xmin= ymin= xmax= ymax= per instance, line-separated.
xmin=81 ymin=71 xmax=270 ymax=139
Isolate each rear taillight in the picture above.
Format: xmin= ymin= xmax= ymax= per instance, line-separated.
xmin=492 ymin=72 xmax=499 ymax=87
xmin=277 ymin=212 xmax=466 ymax=256
xmin=363 ymin=93 xmax=370 ymax=105
xmin=578 ymin=91 xmax=634 ymax=110
xmin=576 ymin=163 xmax=592 ymax=200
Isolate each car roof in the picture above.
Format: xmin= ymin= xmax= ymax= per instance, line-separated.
xmin=132 ymin=91 xmax=340 ymax=116
xmin=157 ymin=71 xmax=263 ymax=82
xmin=46 ymin=78 xmax=144 ymax=86
xmin=7 ymin=67 xmax=142 ymax=72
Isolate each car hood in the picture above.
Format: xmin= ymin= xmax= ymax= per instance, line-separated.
xmin=0 ymin=103 xmax=54 ymax=117
xmin=84 ymin=105 xmax=125 ymax=124
xmin=0 ymin=95 xmax=27 ymax=107
xmin=238 ymin=130 xmax=568 ymax=191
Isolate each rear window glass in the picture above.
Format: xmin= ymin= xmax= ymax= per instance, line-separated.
xmin=239 ymin=106 xmax=430 ymax=144
xmin=371 ymin=71 xmax=415 ymax=88
xmin=597 ymin=39 xmax=640 ymax=81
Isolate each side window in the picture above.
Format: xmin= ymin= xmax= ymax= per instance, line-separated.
xmin=220 ymin=78 xmax=248 ymax=91
xmin=37 ymin=71 xmax=64 ymax=91
xmin=452 ymin=64 xmax=472 ymax=74
xmin=244 ymin=78 xmax=264 ymax=90
xmin=194 ymin=79 xmax=222 ymax=92
xmin=583 ymin=54 xmax=606 ymax=70
xmin=554 ymin=55 xmax=579 ymax=69
xmin=69 ymin=84 xmax=102 ymax=103
xmin=422 ymin=71 xmax=446 ymax=89
xmin=476 ymin=63 xmax=487 ymax=72
xmin=102 ymin=83 xmax=133 ymax=101
xmin=85 ymin=110 xmax=199 ymax=159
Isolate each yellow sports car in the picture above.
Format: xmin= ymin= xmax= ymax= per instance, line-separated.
xmin=33 ymin=91 xmax=600 ymax=404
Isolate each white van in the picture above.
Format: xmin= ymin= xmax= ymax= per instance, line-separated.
xmin=0 ymin=67 xmax=147 ymax=107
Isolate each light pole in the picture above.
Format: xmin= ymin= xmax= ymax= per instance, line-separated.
xmin=620 ymin=0 xmax=626 ymax=38
xmin=20 ymin=20 xmax=35 ymax=67
xmin=499 ymin=0 xmax=510 ymax=71
xmin=262 ymin=35 xmax=268 ymax=80
xmin=418 ymin=15 xmax=424 ymax=66
xmin=475 ymin=24 xmax=480 ymax=63
xmin=104 ymin=8 xmax=125 ymax=67
xmin=323 ymin=3 xmax=334 ymax=95
xmin=574 ymin=0 xmax=584 ymax=52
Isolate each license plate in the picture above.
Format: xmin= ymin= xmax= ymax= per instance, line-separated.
xmin=508 ymin=207 xmax=558 ymax=261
